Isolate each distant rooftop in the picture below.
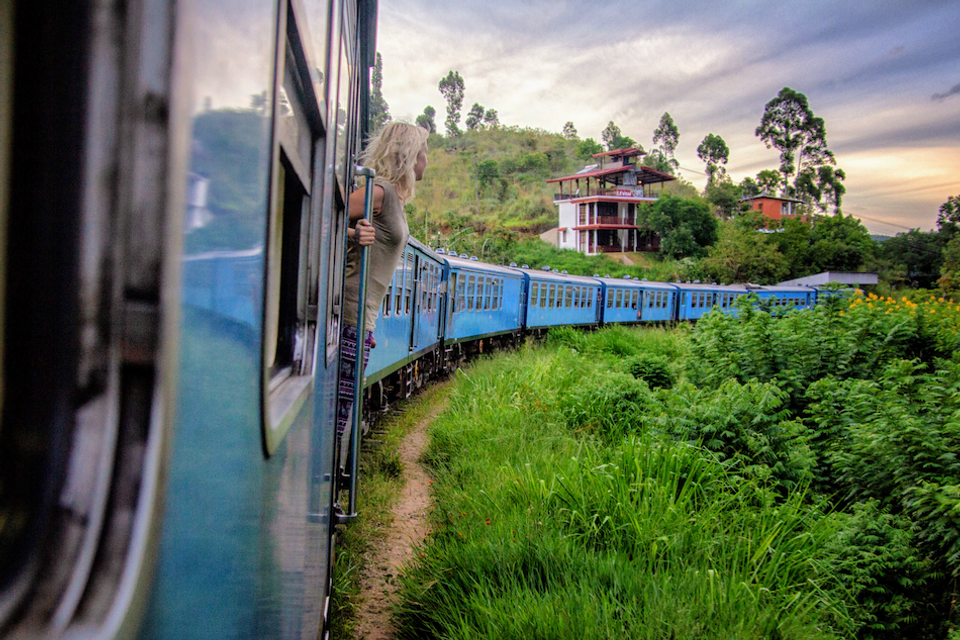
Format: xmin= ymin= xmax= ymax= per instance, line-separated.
xmin=742 ymin=193 xmax=804 ymax=204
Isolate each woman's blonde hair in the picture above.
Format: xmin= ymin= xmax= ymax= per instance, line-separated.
xmin=360 ymin=122 xmax=429 ymax=203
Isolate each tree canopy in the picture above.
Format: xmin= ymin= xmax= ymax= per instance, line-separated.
xmin=639 ymin=194 xmax=718 ymax=259
xmin=562 ymin=121 xmax=578 ymax=140
xmin=652 ymin=112 xmax=680 ymax=170
xmin=438 ymin=71 xmax=465 ymax=136
xmin=807 ymin=213 xmax=874 ymax=272
xmin=696 ymin=133 xmax=729 ymax=184
xmin=465 ymin=103 xmax=485 ymax=130
xmin=601 ymin=121 xmax=637 ymax=151
xmin=415 ymin=105 xmax=437 ymax=134
xmin=755 ymin=88 xmax=835 ymax=197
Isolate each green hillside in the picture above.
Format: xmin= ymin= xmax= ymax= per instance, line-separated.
xmin=409 ymin=127 xmax=694 ymax=280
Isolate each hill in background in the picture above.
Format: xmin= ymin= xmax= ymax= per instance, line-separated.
xmin=409 ymin=126 xmax=695 ymax=280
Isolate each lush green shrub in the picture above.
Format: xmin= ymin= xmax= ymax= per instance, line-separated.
xmin=625 ymin=353 xmax=674 ymax=388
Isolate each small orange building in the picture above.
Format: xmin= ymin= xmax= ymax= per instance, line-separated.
xmin=741 ymin=194 xmax=806 ymax=223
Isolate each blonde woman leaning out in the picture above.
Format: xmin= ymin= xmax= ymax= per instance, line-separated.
xmin=337 ymin=122 xmax=429 ymax=435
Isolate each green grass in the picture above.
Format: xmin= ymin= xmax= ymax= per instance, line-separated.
xmin=392 ymin=329 xmax=856 ymax=639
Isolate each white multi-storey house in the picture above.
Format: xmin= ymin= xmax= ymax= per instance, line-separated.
xmin=548 ymin=148 xmax=676 ymax=255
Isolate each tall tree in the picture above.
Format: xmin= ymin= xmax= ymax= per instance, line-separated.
xmin=652 ymin=112 xmax=680 ymax=169
xmin=697 ymin=133 xmax=729 ymax=185
xmin=755 ymin=87 xmax=835 ymax=198
xmin=415 ymin=105 xmax=436 ymax=134
xmin=562 ymin=121 xmax=578 ymax=140
xmin=601 ymin=121 xmax=636 ymax=151
xmin=483 ymin=108 xmax=499 ymax=128
xmin=465 ymin=102 xmax=485 ymax=130
xmin=438 ymin=71 xmax=465 ymax=136
xmin=369 ymin=52 xmax=391 ymax=129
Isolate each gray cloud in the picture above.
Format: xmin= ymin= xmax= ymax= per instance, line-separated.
xmin=932 ymin=83 xmax=960 ymax=102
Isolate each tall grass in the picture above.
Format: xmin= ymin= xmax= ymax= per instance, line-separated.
xmin=394 ymin=333 xmax=856 ymax=639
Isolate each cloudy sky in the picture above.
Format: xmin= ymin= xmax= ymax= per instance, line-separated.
xmin=377 ymin=0 xmax=960 ymax=235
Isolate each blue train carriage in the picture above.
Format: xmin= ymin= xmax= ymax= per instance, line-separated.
xmin=636 ymin=280 xmax=680 ymax=323
xmin=365 ymin=238 xmax=444 ymax=406
xmin=1 ymin=0 xmax=379 ymax=639
xmin=441 ymin=253 xmax=526 ymax=358
xmin=753 ymin=284 xmax=818 ymax=312
xmin=674 ymin=282 xmax=750 ymax=321
xmin=596 ymin=276 xmax=648 ymax=324
xmin=512 ymin=267 xmax=602 ymax=333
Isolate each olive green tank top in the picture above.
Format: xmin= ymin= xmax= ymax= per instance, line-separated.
xmin=342 ymin=179 xmax=408 ymax=332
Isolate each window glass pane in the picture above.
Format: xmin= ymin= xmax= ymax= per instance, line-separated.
xmin=456 ymin=274 xmax=465 ymax=312
xmin=384 ymin=284 xmax=392 ymax=316
xmin=531 ymin=282 xmax=539 ymax=306
xmin=467 ymin=275 xmax=475 ymax=311
xmin=405 ymin=252 xmax=414 ymax=314
xmin=395 ymin=262 xmax=403 ymax=311
xmin=606 ymin=289 xmax=613 ymax=308
xmin=615 ymin=289 xmax=623 ymax=308
xmin=540 ymin=282 xmax=547 ymax=308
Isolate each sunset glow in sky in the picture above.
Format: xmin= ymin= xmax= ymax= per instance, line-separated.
xmin=376 ymin=0 xmax=960 ymax=235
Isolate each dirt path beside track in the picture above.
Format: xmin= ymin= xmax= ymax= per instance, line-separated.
xmin=353 ymin=400 xmax=446 ymax=640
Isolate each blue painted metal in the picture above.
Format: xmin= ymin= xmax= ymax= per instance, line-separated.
xmin=755 ymin=284 xmax=818 ymax=311
xmin=444 ymin=256 xmax=525 ymax=341
xmin=512 ymin=267 xmax=601 ymax=329
xmin=673 ymin=282 xmax=750 ymax=321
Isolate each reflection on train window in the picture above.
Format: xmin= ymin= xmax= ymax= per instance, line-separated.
xmin=539 ymin=282 xmax=547 ymax=308
xmin=546 ymin=284 xmax=554 ymax=308
xmin=466 ymin=275 xmax=475 ymax=311
xmin=562 ymin=286 xmax=570 ymax=308
xmin=531 ymin=282 xmax=539 ymax=306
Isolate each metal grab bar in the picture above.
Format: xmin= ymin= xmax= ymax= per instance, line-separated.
xmin=337 ymin=166 xmax=375 ymax=525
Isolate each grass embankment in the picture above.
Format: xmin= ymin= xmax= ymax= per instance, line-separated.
xmin=393 ymin=293 xmax=960 ymax=639
xmin=393 ymin=327 xmax=851 ymax=639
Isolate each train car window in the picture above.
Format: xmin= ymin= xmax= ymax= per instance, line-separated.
xmin=474 ymin=275 xmax=482 ymax=311
xmin=606 ymin=289 xmax=613 ymax=309
xmin=499 ymin=279 xmax=504 ymax=310
xmin=384 ymin=283 xmax=392 ymax=316
xmin=394 ymin=262 xmax=404 ymax=312
xmin=404 ymin=252 xmax=413 ymax=314
xmin=456 ymin=273 xmax=465 ymax=312
xmin=539 ymin=282 xmax=547 ymax=308
xmin=546 ymin=284 xmax=553 ymax=308
xmin=562 ymin=285 xmax=569 ymax=308
xmin=531 ymin=282 xmax=539 ymax=307
xmin=467 ymin=275 xmax=475 ymax=311
xmin=573 ymin=287 xmax=580 ymax=308
xmin=614 ymin=289 xmax=622 ymax=308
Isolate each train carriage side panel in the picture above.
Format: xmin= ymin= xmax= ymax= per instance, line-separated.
xmin=444 ymin=257 xmax=524 ymax=344
xmin=514 ymin=268 xmax=601 ymax=329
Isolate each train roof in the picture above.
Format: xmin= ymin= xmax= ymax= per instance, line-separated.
xmin=596 ymin=277 xmax=676 ymax=291
xmin=509 ymin=266 xmax=603 ymax=285
xmin=671 ymin=282 xmax=749 ymax=292
xmin=439 ymin=252 xmax=524 ymax=277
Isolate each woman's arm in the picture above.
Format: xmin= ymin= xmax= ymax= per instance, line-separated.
xmin=347 ymin=184 xmax=385 ymax=222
